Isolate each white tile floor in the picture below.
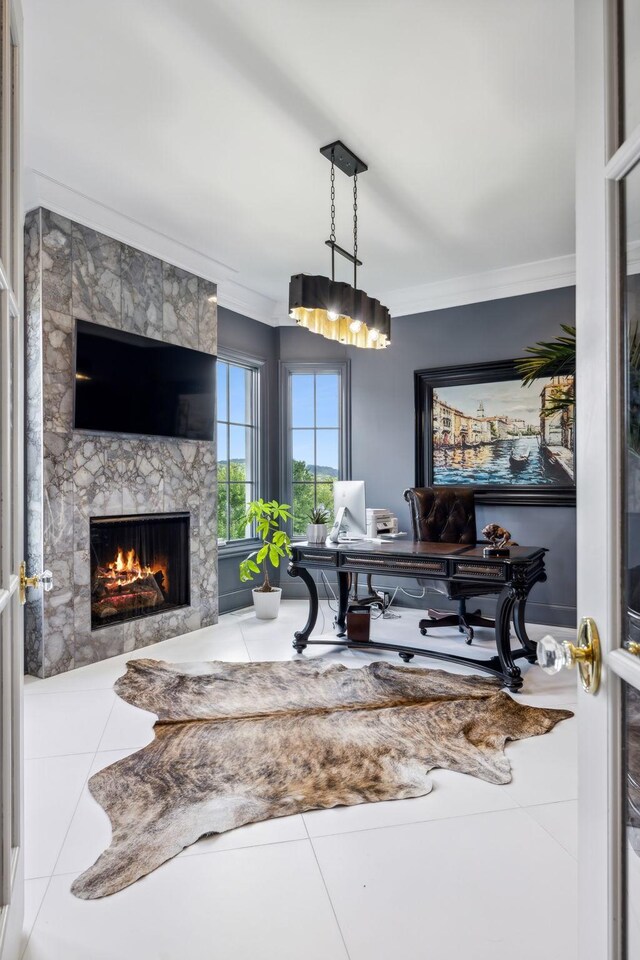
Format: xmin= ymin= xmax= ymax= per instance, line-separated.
xmin=20 ymin=600 xmax=578 ymax=960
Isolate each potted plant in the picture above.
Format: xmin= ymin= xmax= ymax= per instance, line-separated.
xmin=239 ymin=499 xmax=292 ymax=620
xmin=307 ymin=506 xmax=330 ymax=544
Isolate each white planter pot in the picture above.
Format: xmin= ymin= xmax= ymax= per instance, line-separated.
xmin=252 ymin=586 xmax=282 ymax=620
xmin=307 ymin=523 xmax=327 ymax=544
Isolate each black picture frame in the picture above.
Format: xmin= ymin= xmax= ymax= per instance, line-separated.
xmin=414 ymin=359 xmax=576 ymax=506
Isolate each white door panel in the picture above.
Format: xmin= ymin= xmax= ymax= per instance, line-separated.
xmin=0 ymin=1 xmax=24 ymax=956
xmin=576 ymin=1 xmax=640 ymax=957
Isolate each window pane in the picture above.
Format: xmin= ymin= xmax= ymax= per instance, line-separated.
xmin=291 ymin=374 xmax=315 ymax=427
xmin=292 ymin=484 xmax=315 ymax=536
xmin=229 ymin=484 xmax=252 ymax=539
xmin=315 ymin=374 xmax=339 ymax=427
xmin=292 ymin=429 xmax=315 ymax=477
xmin=217 ymin=485 xmax=228 ymax=541
xmin=315 ymin=430 xmax=339 ymax=478
xmin=316 ymin=481 xmax=335 ymax=520
xmin=229 ymin=364 xmax=251 ymax=424
xmin=229 ymin=424 xmax=253 ymax=483
xmin=217 ymin=361 xmax=228 ymax=422
xmin=217 ymin=422 xmax=228 ymax=478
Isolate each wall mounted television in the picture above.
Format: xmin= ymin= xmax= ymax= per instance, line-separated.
xmin=74 ymin=319 xmax=216 ymax=441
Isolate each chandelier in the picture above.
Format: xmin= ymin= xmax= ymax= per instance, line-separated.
xmin=288 ymin=141 xmax=391 ymax=350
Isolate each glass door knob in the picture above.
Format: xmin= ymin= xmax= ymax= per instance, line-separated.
xmin=537 ymin=634 xmax=571 ymax=674
xmin=536 ymin=617 xmax=601 ymax=694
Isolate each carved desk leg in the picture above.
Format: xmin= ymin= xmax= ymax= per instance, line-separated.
xmin=494 ymin=585 xmax=523 ymax=691
xmin=513 ymin=597 xmax=538 ymax=663
xmin=287 ymin=563 xmax=318 ymax=652
xmin=335 ymin=571 xmax=350 ymax=637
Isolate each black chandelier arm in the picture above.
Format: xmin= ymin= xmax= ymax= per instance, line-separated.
xmin=324 ymin=240 xmax=362 ymax=267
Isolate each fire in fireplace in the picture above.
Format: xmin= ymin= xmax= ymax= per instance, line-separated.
xmin=90 ymin=513 xmax=190 ymax=629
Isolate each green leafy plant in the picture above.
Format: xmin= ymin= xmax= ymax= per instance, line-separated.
xmin=516 ymin=324 xmax=576 ymax=419
xmin=308 ymin=506 xmax=330 ymax=525
xmin=239 ymin=499 xmax=292 ymax=593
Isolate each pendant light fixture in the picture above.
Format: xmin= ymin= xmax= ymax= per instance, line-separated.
xmin=288 ymin=141 xmax=391 ymax=350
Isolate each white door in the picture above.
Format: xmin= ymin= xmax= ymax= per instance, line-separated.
xmin=575 ymin=0 xmax=640 ymax=957
xmin=0 ymin=0 xmax=23 ymax=956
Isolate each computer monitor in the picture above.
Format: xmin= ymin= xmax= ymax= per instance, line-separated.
xmin=329 ymin=480 xmax=367 ymax=541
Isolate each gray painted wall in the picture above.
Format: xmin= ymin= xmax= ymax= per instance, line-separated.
xmin=220 ymin=287 xmax=577 ymax=626
xmin=217 ymin=307 xmax=280 ymax=611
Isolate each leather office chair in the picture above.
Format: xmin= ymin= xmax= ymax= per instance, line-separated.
xmin=403 ymin=486 xmax=501 ymax=643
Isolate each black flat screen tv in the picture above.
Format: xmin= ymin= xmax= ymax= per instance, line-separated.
xmin=74 ymin=319 xmax=216 ymax=441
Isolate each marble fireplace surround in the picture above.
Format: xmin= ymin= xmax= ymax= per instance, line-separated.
xmin=25 ymin=208 xmax=218 ymax=678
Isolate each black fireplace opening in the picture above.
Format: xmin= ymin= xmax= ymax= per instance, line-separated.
xmin=90 ymin=513 xmax=190 ymax=629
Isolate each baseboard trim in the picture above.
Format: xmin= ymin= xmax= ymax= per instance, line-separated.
xmin=219 ymin=586 xmax=255 ymax=615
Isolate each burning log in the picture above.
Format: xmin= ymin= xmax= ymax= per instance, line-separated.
xmin=92 ymin=546 xmax=167 ymax=620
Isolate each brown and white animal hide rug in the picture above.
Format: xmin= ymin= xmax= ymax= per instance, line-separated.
xmin=72 ymin=658 xmax=572 ymax=899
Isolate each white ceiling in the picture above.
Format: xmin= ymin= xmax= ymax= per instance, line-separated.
xmin=22 ymin=0 xmax=575 ymax=324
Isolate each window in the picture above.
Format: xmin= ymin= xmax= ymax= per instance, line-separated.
xmin=217 ymin=357 xmax=260 ymax=543
xmin=282 ymin=363 xmax=350 ymax=537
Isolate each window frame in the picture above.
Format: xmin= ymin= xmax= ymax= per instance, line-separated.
xmin=216 ymin=349 xmax=265 ymax=554
xmin=280 ymin=360 xmax=351 ymax=540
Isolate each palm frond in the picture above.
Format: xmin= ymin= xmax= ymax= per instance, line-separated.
xmin=516 ymin=324 xmax=576 ymax=387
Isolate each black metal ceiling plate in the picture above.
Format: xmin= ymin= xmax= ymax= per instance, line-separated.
xmin=320 ymin=140 xmax=368 ymax=176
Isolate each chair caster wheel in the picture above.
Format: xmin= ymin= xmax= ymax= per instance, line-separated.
xmin=465 ymin=636 xmax=473 ymax=645
xmin=399 ymin=651 xmax=415 ymax=663
xmin=419 ymin=627 xmax=427 ymax=636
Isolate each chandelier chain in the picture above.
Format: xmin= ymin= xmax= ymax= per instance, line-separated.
xmin=353 ymin=171 xmax=358 ymax=287
xmin=330 ymin=160 xmax=336 ymax=243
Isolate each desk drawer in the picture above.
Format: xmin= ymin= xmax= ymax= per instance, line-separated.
xmin=296 ymin=550 xmax=338 ymax=567
xmin=453 ymin=560 xmax=505 ymax=581
xmin=342 ymin=554 xmax=447 ymax=576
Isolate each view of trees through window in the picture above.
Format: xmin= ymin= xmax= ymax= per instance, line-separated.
xmin=290 ymin=371 xmax=341 ymax=536
xmin=217 ymin=364 xmax=342 ymax=542
xmin=217 ymin=360 xmax=258 ymax=541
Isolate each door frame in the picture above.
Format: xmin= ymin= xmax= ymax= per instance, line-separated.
xmin=576 ymin=0 xmax=640 ymax=957
xmin=0 ymin=0 xmax=24 ymax=955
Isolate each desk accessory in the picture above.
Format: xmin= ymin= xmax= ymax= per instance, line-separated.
xmin=346 ymin=604 xmax=371 ymax=643
xmin=482 ymin=523 xmax=518 ymax=558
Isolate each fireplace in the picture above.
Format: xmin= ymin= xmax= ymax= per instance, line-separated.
xmin=90 ymin=513 xmax=190 ymax=629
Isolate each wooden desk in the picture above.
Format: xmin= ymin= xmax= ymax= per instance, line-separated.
xmin=287 ymin=540 xmax=547 ymax=691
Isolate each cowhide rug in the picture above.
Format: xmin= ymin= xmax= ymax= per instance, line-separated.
xmin=72 ymin=659 xmax=572 ymax=899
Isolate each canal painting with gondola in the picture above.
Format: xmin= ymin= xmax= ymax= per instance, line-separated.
xmin=431 ymin=375 xmax=574 ymax=487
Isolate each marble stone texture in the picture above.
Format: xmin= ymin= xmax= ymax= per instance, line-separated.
xmin=24 ymin=211 xmax=45 ymax=675
xmin=72 ymin=222 xmax=122 ymax=327
xmin=41 ymin=210 xmax=72 ymax=316
xmin=197 ymin=279 xmax=218 ymax=355
xmin=122 ymin=245 xmax=163 ymax=339
xmin=25 ymin=210 xmax=218 ymax=676
xmin=42 ymin=310 xmax=74 ymax=434
xmin=162 ymin=263 xmax=199 ymax=349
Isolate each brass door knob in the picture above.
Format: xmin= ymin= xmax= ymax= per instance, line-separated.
xmin=19 ymin=562 xmax=53 ymax=605
xmin=537 ymin=616 xmax=601 ymax=694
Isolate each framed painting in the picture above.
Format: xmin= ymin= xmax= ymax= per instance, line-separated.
xmin=414 ymin=360 xmax=575 ymax=505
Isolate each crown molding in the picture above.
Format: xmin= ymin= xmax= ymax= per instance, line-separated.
xmin=25 ymin=169 xmax=282 ymax=325
xmin=25 ymin=168 xmax=240 ymax=283
xmin=26 ymin=168 xmax=599 ymax=327
xmin=379 ymin=253 xmax=578 ymax=318
xmin=217 ymin=281 xmax=280 ymax=325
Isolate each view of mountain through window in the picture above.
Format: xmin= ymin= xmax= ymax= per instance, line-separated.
xmin=217 ymin=360 xmax=259 ymax=541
